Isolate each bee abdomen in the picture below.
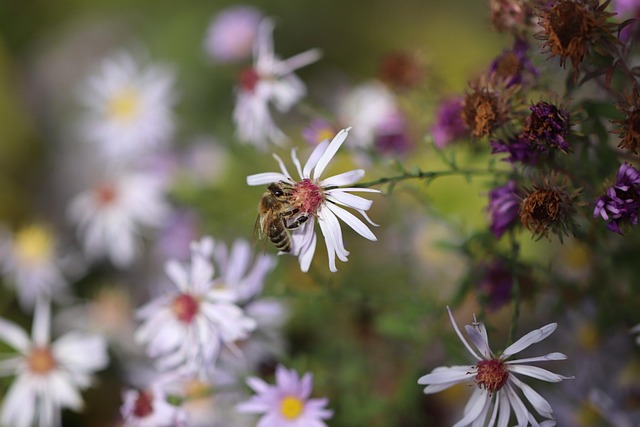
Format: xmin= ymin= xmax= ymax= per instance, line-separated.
xmin=269 ymin=226 xmax=291 ymax=252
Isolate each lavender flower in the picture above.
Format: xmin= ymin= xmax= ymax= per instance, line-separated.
xmin=477 ymin=260 xmax=514 ymax=311
xmin=236 ymin=365 xmax=333 ymax=426
xmin=487 ymin=180 xmax=520 ymax=238
xmin=489 ymin=38 xmax=538 ymax=87
xmin=431 ymin=96 xmax=469 ymax=148
xmin=490 ymin=135 xmax=538 ymax=165
xmin=594 ymin=162 xmax=640 ymax=234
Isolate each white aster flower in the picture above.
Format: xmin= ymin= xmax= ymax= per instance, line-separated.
xmin=247 ymin=127 xmax=379 ymax=272
xmin=0 ymin=224 xmax=70 ymax=310
xmin=78 ymin=51 xmax=176 ymax=162
xmin=233 ymin=18 xmax=321 ymax=148
xmin=210 ymin=237 xmax=276 ymax=302
xmin=67 ymin=170 xmax=170 ymax=268
xmin=417 ymin=307 xmax=574 ymax=427
xmin=135 ymin=241 xmax=256 ymax=378
xmin=121 ymin=383 xmax=187 ymax=427
xmin=0 ymin=298 xmax=108 ymax=427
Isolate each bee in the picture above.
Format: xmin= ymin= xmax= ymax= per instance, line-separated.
xmin=255 ymin=182 xmax=309 ymax=253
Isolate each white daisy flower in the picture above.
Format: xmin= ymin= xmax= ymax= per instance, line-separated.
xmin=0 ymin=224 xmax=70 ymax=310
xmin=233 ymin=18 xmax=321 ymax=148
xmin=78 ymin=51 xmax=176 ymax=162
xmin=121 ymin=383 xmax=187 ymax=427
xmin=247 ymin=127 xmax=380 ymax=272
xmin=417 ymin=307 xmax=574 ymax=427
xmin=0 ymin=298 xmax=108 ymax=427
xmin=135 ymin=241 xmax=256 ymax=378
xmin=209 ymin=237 xmax=276 ymax=302
xmin=67 ymin=170 xmax=170 ymax=268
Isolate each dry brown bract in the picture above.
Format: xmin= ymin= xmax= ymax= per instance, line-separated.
xmin=612 ymin=84 xmax=640 ymax=154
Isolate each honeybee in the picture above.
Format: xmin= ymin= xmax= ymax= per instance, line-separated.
xmin=255 ymin=182 xmax=309 ymax=253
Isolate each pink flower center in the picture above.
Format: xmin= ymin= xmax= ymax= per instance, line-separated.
xmin=28 ymin=346 xmax=56 ymax=375
xmin=238 ymin=68 xmax=260 ymax=92
xmin=475 ymin=359 xmax=509 ymax=393
xmin=96 ymin=183 xmax=118 ymax=206
xmin=292 ymin=178 xmax=324 ymax=215
xmin=133 ymin=390 xmax=154 ymax=419
xmin=172 ymin=293 xmax=200 ymax=324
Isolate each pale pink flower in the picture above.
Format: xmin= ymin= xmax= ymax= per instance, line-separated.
xmin=203 ymin=6 xmax=263 ymax=63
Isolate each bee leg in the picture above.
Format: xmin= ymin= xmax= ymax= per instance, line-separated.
xmin=286 ymin=214 xmax=309 ymax=230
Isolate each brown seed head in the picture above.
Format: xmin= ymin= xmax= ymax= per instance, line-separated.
xmin=378 ymin=52 xmax=425 ymax=90
xmin=520 ymin=176 xmax=578 ymax=241
xmin=537 ymin=0 xmax=617 ymax=78
xmin=612 ymin=84 xmax=640 ymax=154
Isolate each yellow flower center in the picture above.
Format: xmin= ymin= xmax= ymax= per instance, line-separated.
xmin=15 ymin=225 xmax=53 ymax=264
xmin=280 ymin=396 xmax=304 ymax=420
xmin=575 ymin=401 xmax=603 ymax=426
xmin=107 ymin=87 xmax=140 ymax=122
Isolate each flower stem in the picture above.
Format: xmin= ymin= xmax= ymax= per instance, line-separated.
xmin=354 ymin=167 xmax=508 ymax=189
xmin=507 ymin=231 xmax=521 ymax=346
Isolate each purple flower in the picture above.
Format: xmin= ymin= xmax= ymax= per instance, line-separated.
xmin=431 ymin=96 xmax=469 ymax=148
xmin=489 ymin=38 xmax=539 ymax=87
xmin=477 ymin=260 xmax=514 ymax=311
xmin=522 ymin=101 xmax=571 ymax=153
xmin=487 ymin=180 xmax=520 ymax=238
xmin=374 ymin=112 xmax=412 ymax=155
xmin=236 ymin=365 xmax=333 ymax=426
xmin=490 ymin=134 xmax=538 ymax=164
xmin=614 ymin=0 xmax=640 ymax=16
xmin=203 ymin=6 xmax=263 ymax=63
xmin=594 ymin=162 xmax=640 ymax=234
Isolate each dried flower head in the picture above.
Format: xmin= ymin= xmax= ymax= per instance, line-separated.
xmin=536 ymin=0 xmax=617 ymax=78
xmin=489 ymin=39 xmax=539 ymax=87
xmin=463 ymin=75 xmax=517 ymax=138
xmin=612 ymin=84 xmax=640 ymax=154
xmin=522 ymin=101 xmax=572 ymax=153
xmin=520 ymin=175 xmax=579 ymax=241
xmin=378 ymin=52 xmax=425 ymax=90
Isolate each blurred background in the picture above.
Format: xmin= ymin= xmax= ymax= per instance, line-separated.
xmin=1 ymin=0 xmax=640 ymax=426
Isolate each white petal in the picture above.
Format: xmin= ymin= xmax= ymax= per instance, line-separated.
xmin=0 ymin=318 xmax=30 ymax=353
xmin=32 ymin=297 xmax=51 ymax=347
xmin=313 ymin=127 xmax=350 ymax=180
xmin=326 ymin=203 xmax=377 ymax=241
xmin=506 ymin=352 xmax=568 ymax=365
xmin=303 ymin=140 xmax=330 ymax=178
xmin=1 ymin=375 xmax=36 ymax=427
xmin=452 ymin=388 xmax=488 ymax=427
xmin=325 ymin=190 xmax=373 ymax=211
xmin=291 ymin=148 xmax=304 ymax=179
xmin=318 ymin=216 xmax=338 ymax=272
xmin=465 ymin=322 xmax=492 ymax=359
xmin=246 ymin=172 xmax=291 ymax=186
xmin=165 ymin=260 xmax=188 ymax=291
xmin=418 ymin=365 xmax=472 ymax=394
xmin=321 ymin=169 xmax=365 ymax=187
xmin=508 ymin=364 xmax=574 ymax=383
xmin=447 ymin=307 xmax=481 ymax=361
xmin=272 ymin=153 xmax=293 ymax=179
xmin=503 ymin=384 xmax=530 ymax=427
xmin=318 ymin=206 xmax=349 ymax=261
xmin=298 ymin=225 xmax=317 ymax=273
xmin=509 ymin=375 xmax=553 ymax=418
xmin=497 ymin=390 xmax=511 ymax=427
xmin=502 ymin=323 xmax=557 ymax=358
xmin=277 ymin=48 xmax=322 ymax=73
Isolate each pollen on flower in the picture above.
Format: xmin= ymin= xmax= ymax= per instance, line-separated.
xmin=15 ymin=225 xmax=53 ymax=264
xmin=133 ymin=390 xmax=154 ymax=419
xmin=107 ymin=87 xmax=140 ymax=122
xmin=95 ymin=183 xmax=118 ymax=206
xmin=239 ymin=68 xmax=261 ymax=93
xmin=172 ymin=293 xmax=200 ymax=324
xmin=280 ymin=395 xmax=304 ymax=419
xmin=475 ymin=359 xmax=509 ymax=394
xmin=28 ymin=347 xmax=57 ymax=375
xmin=292 ymin=178 xmax=325 ymax=214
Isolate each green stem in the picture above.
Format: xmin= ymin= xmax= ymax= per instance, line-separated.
xmin=353 ymin=168 xmax=508 ymax=189
xmin=507 ymin=231 xmax=521 ymax=346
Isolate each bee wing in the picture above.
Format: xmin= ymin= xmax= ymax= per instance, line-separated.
xmin=253 ymin=213 xmax=270 ymax=253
